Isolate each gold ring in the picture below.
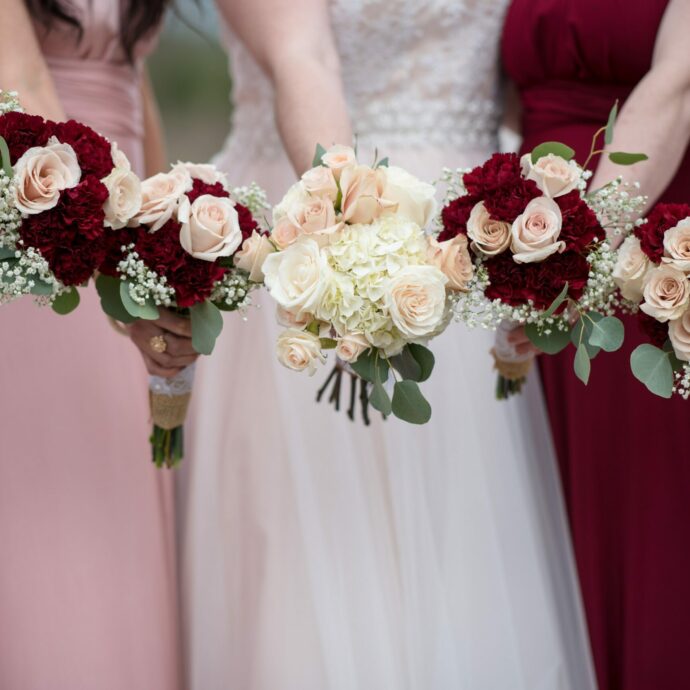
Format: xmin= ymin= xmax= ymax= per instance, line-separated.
xmin=149 ymin=335 xmax=168 ymax=354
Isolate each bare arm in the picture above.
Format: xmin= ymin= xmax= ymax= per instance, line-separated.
xmin=140 ymin=68 xmax=168 ymax=176
xmin=0 ymin=0 xmax=65 ymax=120
xmin=215 ymin=0 xmax=352 ymax=174
xmin=590 ymin=0 xmax=690 ymax=210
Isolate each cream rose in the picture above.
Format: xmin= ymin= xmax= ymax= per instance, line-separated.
xmin=272 ymin=218 xmax=302 ymax=249
xmin=233 ymin=230 xmax=274 ymax=282
xmin=669 ymin=309 xmax=690 ymax=361
xmin=640 ymin=265 xmax=690 ymax=322
xmin=178 ymin=194 xmax=242 ymax=261
xmin=466 ymin=201 xmax=511 ymax=256
xmin=335 ymin=333 xmax=370 ymax=363
xmin=613 ymin=236 xmax=650 ymax=302
xmin=288 ymin=198 xmax=342 ymax=245
xmin=385 ymin=265 xmax=448 ymax=338
xmin=102 ymin=167 xmax=142 ymax=230
xmin=427 ymin=234 xmax=473 ymax=291
xmin=137 ymin=169 xmax=192 ymax=231
xmin=301 ymin=166 xmax=338 ymax=201
xmin=110 ymin=142 xmax=131 ymax=171
xmin=262 ymin=238 xmax=330 ymax=316
xmin=340 ymin=165 xmax=396 ymax=224
xmin=172 ymin=161 xmax=228 ymax=187
xmin=520 ymin=153 xmax=582 ymax=198
xmin=272 ymin=182 xmax=310 ymax=224
xmin=13 ymin=138 xmax=81 ymax=214
xmin=321 ymin=144 xmax=357 ymax=179
xmin=662 ymin=218 xmax=690 ymax=272
xmin=276 ymin=328 xmax=325 ymax=375
xmin=510 ymin=196 xmax=565 ymax=263
xmin=276 ymin=305 xmax=311 ymax=329
xmin=381 ymin=166 xmax=437 ymax=227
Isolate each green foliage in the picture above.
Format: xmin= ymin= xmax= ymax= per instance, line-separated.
xmin=630 ymin=344 xmax=674 ymax=398
xmin=605 ymin=101 xmax=618 ymax=145
xmin=0 ymin=136 xmax=12 ymax=178
xmin=51 ymin=287 xmax=80 ymax=315
xmin=542 ymin=282 xmax=569 ymax=319
xmin=190 ymin=300 xmax=223 ymax=355
xmin=120 ymin=281 xmax=160 ymax=320
xmin=95 ymin=275 xmax=136 ymax=324
xmin=588 ymin=315 xmax=624 ymax=353
xmin=531 ymin=142 xmax=576 ymax=164
xmin=392 ymin=380 xmax=432 ymax=424
xmin=608 ymin=152 xmax=648 ymax=165
xmin=525 ymin=322 xmax=571 ymax=355
xmin=574 ymin=344 xmax=591 ymax=385
xmin=312 ymin=143 xmax=327 ymax=168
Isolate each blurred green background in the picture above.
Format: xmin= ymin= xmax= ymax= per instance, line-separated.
xmin=149 ymin=0 xmax=233 ymax=163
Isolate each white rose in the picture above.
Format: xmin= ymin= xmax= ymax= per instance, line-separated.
xmin=179 ymin=194 xmax=242 ymax=261
xmin=613 ymin=236 xmax=650 ymax=302
xmin=662 ymin=218 xmax=690 ymax=272
xmin=301 ymin=166 xmax=338 ymax=201
xmin=137 ymin=169 xmax=192 ymax=232
xmin=466 ymin=201 xmax=511 ymax=256
xmin=102 ymin=167 xmax=142 ymax=230
xmin=669 ymin=309 xmax=690 ymax=361
xmin=321 ymin=144 xmax=357 ymax=180
xmin=381 ymin=166 xmax=437 ymax=227
xmin=110 ymin=142 xmax=131 ymax=171
xmin=385 ymin=264 xmax=448 ymax=338
xmin=233 ymin=230 xmax=275 ymax=282
xmin=13 ymin=137 xmax=81 ymax=214
xmin=273 ymin=182 xmax=310 ymax=224
xmin=276 ymin=328 xmax=325 ymax=375
xmin=336 ymin=333 xmax=370 ymax=363
xmin=172 ymin=161 xmax=228 ymax=187
xmin=510 ymin=196 xmax=565 ymax=263
xmin=520 ymin=153 xmax=582 ymax=198
xmin=262 ymin=238 xmax=330 ymax=317
xmin=640 ymin=265 xmax=690 ymax=322
xmin=276 ymin=305 xmax=311 ymax=329
xmin=271 ymin=218 xmax=302 ymax=249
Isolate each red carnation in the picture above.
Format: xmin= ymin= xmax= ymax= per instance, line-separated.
xmin=236 ymin=202 xmax=261 ymax=242
xmin=638 ymin=312 xmax=669 ymax=348
xmin=635 ymin=203 xmax=690 ymax=263
xmin=439 ymin=195 xmax=477 ymax=241
xmin=53 ymin=120 xmax=113 ymax=179
xmin=187 ymin=178 xmax=230 ymax=204
xmin=485 ymin=252 xmax=538 ymax=306
xmin=556 ymin=191 xmax=606 ymax=252
xmin=99 ymin=227 xmax=138 ymax=278
xmin=0 ymin=112 xmax=52 ymax=162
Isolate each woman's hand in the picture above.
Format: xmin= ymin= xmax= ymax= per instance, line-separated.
xmin=504 ymin=324 xmax=541 ymax=359
xmin=126 ymin=309 xmax=199 ymax=378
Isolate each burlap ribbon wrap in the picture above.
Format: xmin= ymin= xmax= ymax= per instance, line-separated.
xmin=491 ymin=349 xmax=534 ymax=381
xmin=149 ymin=363 xmax=196 ymax=430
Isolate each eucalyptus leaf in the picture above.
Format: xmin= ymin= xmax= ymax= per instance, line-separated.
xmin=392 ymin=380 xmax=432 ymax=425
xmin=350 ymin=348 xmax=376 ymax=383
xmin=605 ymin=101 xmax=618 ymax=145
xmin=96 ymin=274 xmax=135 ymax=324
xmin=369 ymin=381 xmax=392 ymax=416
xmin=542 ymin=282 xmax=569 ymax=319
xmin=51 ymin=287 xmax=80 ymax=316
xmin=390 ymin=347 xmax=422 ymax=381
xmin=570 ymin=314 xmax=601 ymax=359
xmin=190 ymin=300 xmax=223 ymax=355
xmin=407 ymin=343 xmax=435 ymax=382
xmin=376 ymin=156 xmax=389 ymax=168
xmin=373 ymin=353 xmax=390 ymax=386
xmin=0 ymin=246 xmax=16 ymax=260
xmin=588 ymin=315 xmax=624 ymax=352
xmin=531 ymin=142 xmax=576 ymax=164
xmin=30 ymin=279 xmax=54 ymax=297
xmin=525 ymin=322 xmax=571 ymax=355
xmin=573 ymin=344 xmax=591 ymax=385
xmin=320 ymin=338 xmax=337 ymax=350
xmin=608 ymin=152 xmax=648 ymax=166
xmin=312 ymin=143 xmax=327 ymax=168
xmin=0 ymin=136 xmax=12 ymax=179
xmin=119 ymin=281 xmax=159 ymax=320
xmin=630 ymin=344 xmax=674 ymax=398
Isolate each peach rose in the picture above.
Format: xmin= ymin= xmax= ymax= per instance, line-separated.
xmin=612 ymin=236 xmax=650 ymax=302
xmin=172 ymin=161 xmax=228 ymax=187
xmin=427 ymin=234 xmax=473 ymax=291
xmin=137 ymin=169 xmax=192 ymax=232
xmin=321 ymin=144 xmax=357 ymax=180
xmin=640 ymin=265 xmax=690 ymax=322
xmin=301 ymin=166 xmax=338 ymax=201
xmin=102 ymin=166 xmax=142 ymax=230
xmin=234 ymin=230 xmax=275 ymax=282
xmin=662 ymin=218 xmax=690 ymax=272
xmin=287 ymin=198 xmax=342 ymax=246
xmin=272 ymin=218 xmax=303 ymax=249
xmin=178 ymin=194 xmax=242 ymax=261
xmin=276 ymin=328 xmax=325 ymax=375
xmin=520 ymin=153 xmax=582 ymax=198
xmin=340 ymin=165 xmax=396 ymax=224
xmin=335 ymin=333 xmax=370 ymax=363
xmin=13 ymin=138 xmax=81 ymax=214
xmin=385 ymin=265 xmax=448 ymax=338
xmin=466 ymin=201 xmax=511 ymax=256
xmin=669 ymin=309 xmax=690 ymax=361
xmin=510 ymin=196 xmax=565 ymax=263
xmin=276 ymin=305 xmax=311 ymax=329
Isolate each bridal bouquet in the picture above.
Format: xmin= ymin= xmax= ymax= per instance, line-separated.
xmin=440 ymin=113 xmax=647 ymax=397
xmin=0 ymin=90 xmax=142 ymax=313
xmin=264 ymin=145 xmax=462 ymax=425
xmin=97 ymin=161 xmax=269 ymax=466
xmin=614 ymin=203 xmax=690 ymax=398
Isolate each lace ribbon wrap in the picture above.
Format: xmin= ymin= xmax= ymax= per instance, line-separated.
xmin=491 ymin=321 xmax=534 ymax=381
xmin=149 ymin=363 xmax=196 ymax=430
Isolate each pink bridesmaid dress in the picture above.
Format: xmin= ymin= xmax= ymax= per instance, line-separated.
xmin=0 ymin=3 xmax=182 ymax=689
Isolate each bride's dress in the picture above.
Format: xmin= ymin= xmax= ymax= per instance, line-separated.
xmin=180 ymin=1 xmax=596 ymax=688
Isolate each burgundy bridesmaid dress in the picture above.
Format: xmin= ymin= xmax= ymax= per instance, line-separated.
xmin=503 ymin=2 xmax=690 ymax=689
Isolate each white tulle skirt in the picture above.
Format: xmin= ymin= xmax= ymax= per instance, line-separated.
xmin=178 ymin=144 xmax=597 ymax=690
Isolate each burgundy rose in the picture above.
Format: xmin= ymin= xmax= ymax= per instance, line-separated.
xmin=53 ymin=120 xmax=113 ymax=179
xmin=635 ymin=203 xmax=690 ymax=263
xmin=638 ymin=312 xmax=669 ymax=348
xmin=439 ymin=195 xmax=477 ymax=241
xmin=556 ymin=190 xmax=606 ymax=253
xmin=0 ymin=112 xmax=52 ymax=162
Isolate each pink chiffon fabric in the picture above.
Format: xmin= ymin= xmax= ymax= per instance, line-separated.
xmin=0 ymin=3 xmax=181 ymax=689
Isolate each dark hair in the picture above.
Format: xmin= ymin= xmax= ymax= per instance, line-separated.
xmin=25 ymin=0 xmax=172 ymax=62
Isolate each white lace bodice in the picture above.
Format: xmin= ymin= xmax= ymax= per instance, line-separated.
xmin=220 ymin=0 xmax=510 ymax=164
